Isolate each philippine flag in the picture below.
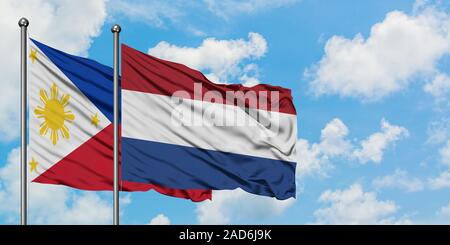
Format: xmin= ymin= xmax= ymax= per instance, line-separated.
xmin=28 ymin=39 xmax=211 ymax=202
xmin=121 ymin=44 xmax=297 ymax=200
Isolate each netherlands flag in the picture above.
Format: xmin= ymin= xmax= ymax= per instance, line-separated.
xmin=121 ymin=44 xmax=297 ymax=200
xmin=27 ymin=39 xmax=211 ymax=202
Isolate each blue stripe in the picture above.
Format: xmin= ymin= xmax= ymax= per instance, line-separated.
xmin=122 ymin=137 xmax=296 ymax=200
xmin=31 ymin=39 xmax=116 ymax=122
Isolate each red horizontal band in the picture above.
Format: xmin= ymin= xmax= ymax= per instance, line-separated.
xmin=122 ymin=44 xmax=296 ymax=115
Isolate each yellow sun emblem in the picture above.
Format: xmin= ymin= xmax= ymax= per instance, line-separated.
xmin=34 ymin=83 xmax=75 ymax=145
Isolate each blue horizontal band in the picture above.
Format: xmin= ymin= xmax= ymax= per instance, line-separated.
xmin=122 ymin=137 xmax=296 ymax=200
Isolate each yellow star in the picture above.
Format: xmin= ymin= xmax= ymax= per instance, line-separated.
xmin=91 ymin=113 xmax=100 ymax=127
xmin=29 ymin=48 xmax=38 ymax=64
xmin=29 ymin=158 xmax=38 ymax=173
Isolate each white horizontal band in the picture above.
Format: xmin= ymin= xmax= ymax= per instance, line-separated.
xmin=122 ymin=90 xmax=297 ymax=162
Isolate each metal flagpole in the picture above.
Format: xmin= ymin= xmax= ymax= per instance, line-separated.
xmin=111 ymin=24 xmax=121 ymax=226
xmin=18 ymin=17 xmax=29 ymax=226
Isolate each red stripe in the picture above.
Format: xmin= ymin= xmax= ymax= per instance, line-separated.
xmin=32 ymin=124 xmax=211 ymax=202
xmin=122 ymin=44 xmax=296 ymax=115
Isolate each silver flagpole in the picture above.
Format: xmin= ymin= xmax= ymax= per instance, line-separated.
xmin=18 ymin=17 xmax=29 ymax=226
xmin=111 ymin=24 xmax=121 ymax=226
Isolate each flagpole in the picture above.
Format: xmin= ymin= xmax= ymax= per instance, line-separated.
xmin=112 ymin=24 xmax=121 ymax=226
xmin=18 ymin=17 xmax=29 ymax=226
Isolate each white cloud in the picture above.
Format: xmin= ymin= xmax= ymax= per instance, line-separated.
xmin=108 ymin=0 xmax=181 ymax=28
xmin=352 ymin=119 xmax=409 ymax=164
xmin=437 ymin=202 xmax=450 ymax=217
xmin=0 ymin=148 xmax=114 ymax=224
xmin=306 ymin=6 xmax=450 ymax=101
xmin=439 ymin=140 xmax=450 ymax=165
xmin=238 ymin=63 xmax=263 ymax=86
xmin=296 ymin=118 xmax=350 ymax=178
xmin=426 ymin=119 xmax=450 ymax=174
xmin=372 ymin=169 xmax=424 ymax=192
xmin=424 ymin=73 xmax=450 ymax=98
xmin=296 ymin=138 xmax=327 ymax=178
xmin=148 ymin=214 xmax=171 ymax=225
xmin=48 ymin=192 xmax=111 ymax=225
xmin=204 ymin=0 xmax=298 ymax=19
xmin=148 ymin=32 xmax=267 ymax=85
xmin=0 ymin=0 xmax=107 ymax=141
xmin=428 ymin=170 xmax=450 ymax=189
xmin=297 ymin=118 xmax=407 ymax=178
xmin=318 ymin=118 xmax=352 ymax=156
xmin=427 ymin=117 xmax=450 ymax=144
xmin=239 ymin=75 xmax=262 ymax=87
xmin=313 ymin=183 xmax=410 ymax=224
xmin=196 ymin=189 xmax=295 ymax=224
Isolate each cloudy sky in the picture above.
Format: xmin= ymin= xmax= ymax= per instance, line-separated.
xmin=1 ymin=0 xmax=450 ymax=224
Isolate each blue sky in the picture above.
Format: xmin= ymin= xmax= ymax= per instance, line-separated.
xmin=1 ymin=0 xmax=450 ymax=224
